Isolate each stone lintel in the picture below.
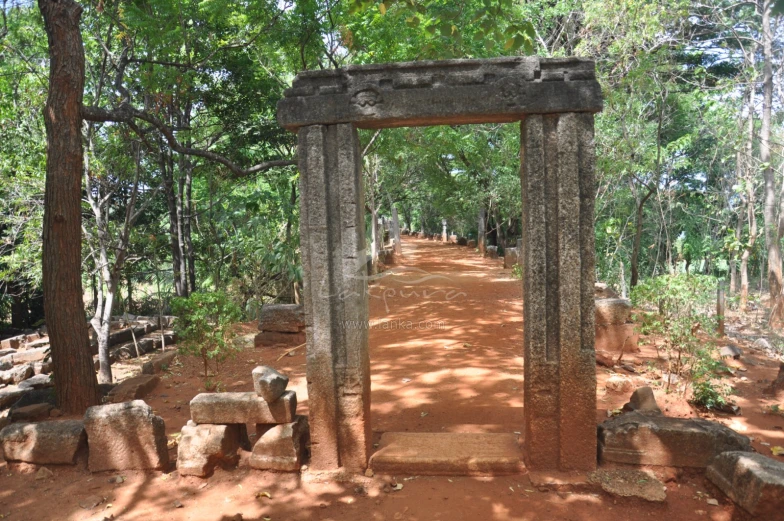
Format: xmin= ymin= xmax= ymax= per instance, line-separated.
xmin=278 ymin=57 xmax=602 ymax=130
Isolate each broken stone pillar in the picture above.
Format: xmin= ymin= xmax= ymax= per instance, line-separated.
xmin=298 ymin=124 xmax=371 ymax=471
xmin=520 ymin=113 xmax=597 ymax=471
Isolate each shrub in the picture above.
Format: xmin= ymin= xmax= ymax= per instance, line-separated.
xmin=631 ymin=274 xmax=732 ymax=407
xmin=171 ymin=291 xmax=243 ymax=384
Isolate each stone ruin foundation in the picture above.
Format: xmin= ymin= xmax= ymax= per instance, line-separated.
xmin=277 ymin=56 xmax=603 ymax=472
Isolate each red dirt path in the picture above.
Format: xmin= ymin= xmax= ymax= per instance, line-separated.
xmin=0 ymin=237 xmax=771 ymax=521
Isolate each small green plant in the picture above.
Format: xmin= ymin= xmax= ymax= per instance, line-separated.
xmin=171 ymin=291 xmax=242 ymax=386
xmin=632 ymin=274 xmax=731 ymax=406
xmin=512 ymin=263 xmax=523 ymax=280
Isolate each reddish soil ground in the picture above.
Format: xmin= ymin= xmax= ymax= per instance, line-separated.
xmin=2 ymin=237 xmax=783 ymax=521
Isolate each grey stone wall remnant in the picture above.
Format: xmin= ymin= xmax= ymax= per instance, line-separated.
xmin=280 ymin=57 xmax=602 ymax=473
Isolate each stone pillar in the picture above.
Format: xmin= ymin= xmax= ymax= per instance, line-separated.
xmin=520 ymin=113 xmax=597 ymax=471
xmin=442 ymin=219 xmax=448 ymax=242
xmin=298 ymin=124 xmax=371 ymax=471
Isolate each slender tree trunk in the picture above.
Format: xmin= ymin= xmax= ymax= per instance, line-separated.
xmin=38 ymin=0 xmax=99 ymax=413
xmin=184 ymin=159 xmax=195 ymax=293
xmin=630 ymin=188 xmax=654 ymax=287
xmin=162 ymin=150 xmax=185 ymax=297
xmin=478 ymin=207 xmax=487 ymax=254
xmin=760 ymin=0 xmax=783 ymax=323
xmin=386 ymin=193 xmax=402 ymax=255
xmin=370 ymin=204 xmax=378 ymax=273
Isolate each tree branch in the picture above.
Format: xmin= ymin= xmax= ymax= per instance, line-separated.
xmin=81 ymin=104 xmax=296 ymax=176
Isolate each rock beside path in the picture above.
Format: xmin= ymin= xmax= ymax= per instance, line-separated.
xmin=707 ymin=451 xmax=784 ymax=518
xmin=250 ymin=415 xmax=309 ymax=471
xmin=251 ymin=366 xmax=289 ymax=403
xmin=177 ymin=421 xmax=243 ymax=477
xmin=598 ymin=412 xmax=751 ymax=467
xmin=106 ymin=374 xmax=159 ymax=403
xmin=588 ymin=468 xmax=666 ymax=502
xmin=84 ymin=400 xmax=168 ymax=472
xmin=0 ymin=420 xmax=86 ymax=465
xmin=622 ymin=387 xmax=662 ymax=416
xmin=190 ymin=391 xmax=296 ymax=425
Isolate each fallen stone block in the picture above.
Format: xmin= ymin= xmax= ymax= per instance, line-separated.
xmin=467 ymin=239 xmax=476 ymax=248
xmin=598 ymin=412 xmax=751 ymax=467
xmin=0 ymin=336 xmax=23 ymax=350
xmin=10 ymin=348 xmax=48 ymax=364
xmin=503 ymin=247 xmax=519 ymax=269
xmin=595 ymin=298 xmax=632 ymax=326
xmin=18 ymin=374 xmax=53 ymax=391
xmin=595 ymin=323 xmax=639 ymax=353
xmin=177 ymin=421 xmax=242 ymax=477
xmin=84 ymin=400 xmax=169 ymax=472
xmin=457 ymin=237 xmax=468 ymax=246
xmin=190 ymin=390 xmax=296 ymax=425
xmin=588 ymin=468 xmax=666 ymax=502
xmin=258 ymin=304 xmax=305 ymax=333
xmin=707 ymin=451 xmax=784 ymax=518
xmin=106 ymin=374 xmax=160 ymax=403
xmin=12 ymin=402 xmax=53 ymax=421
xmin=0 ymin=364 xmax=33 ymax=385
xmin=254 ymin=331 xmax=305 ymax=348
xmin=252 ymin=366 xmax=289 ymax=403
xmin=594 ymin=282 xmax=619 ymax=298
xmin=142 ymin=351 xmax=178 ymax=375
xmin=0 ymin=386 xmax=29 ymax=409
xmin=25 ymin=338 xmax=50 ymax=349
xmin=605 ymin=374 xmax=633 ymax=394
xmin=0 ymin=410 xmax=9 ymax=431
xmin=596 ymin=350 xmax=616 ymax=367
xmin=0 ymin=420 xmax=86 ymax=465
xmin=486 ymin=245 xmax=499 ymax=259
xmin=32 ymin=361 xmax=53 ymax=375
xmin=622 ymin=387 xmax=662 ymax=416
xmin=250 ymin=415 xmax=309 ymax=471
xmin=110 ymin=337 xmax=156 ymax=362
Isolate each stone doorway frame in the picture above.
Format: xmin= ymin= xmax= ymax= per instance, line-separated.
xmin=277 ymin=57 xmax=602 ymax=473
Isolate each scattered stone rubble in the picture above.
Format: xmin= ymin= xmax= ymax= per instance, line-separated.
xmin=179 ymin=365 xmax=308 ymax=477
xmin=0 ymin=316 xmax=175 ymax=404
xmin=254 ymin=304 xmax=305 ymax=347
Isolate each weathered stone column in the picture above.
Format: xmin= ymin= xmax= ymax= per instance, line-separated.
xmin=520 ymin=113 xmax=597 ymax=471
xmin=298 ymin=124 xmax=371 ymax=471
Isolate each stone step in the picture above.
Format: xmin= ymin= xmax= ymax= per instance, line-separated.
xmin=369 ymin=432 xmax=524 ymax=476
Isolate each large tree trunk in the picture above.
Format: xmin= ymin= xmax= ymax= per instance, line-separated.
xmin=39 ymin=0 xmax=99 ymax=413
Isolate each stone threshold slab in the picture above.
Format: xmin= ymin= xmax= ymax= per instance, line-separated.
xmin=369 ymin=432 xmax=524 ymax=476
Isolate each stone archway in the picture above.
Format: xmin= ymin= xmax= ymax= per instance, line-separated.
xmin=277 ymin=57 xmax=602 ymax=473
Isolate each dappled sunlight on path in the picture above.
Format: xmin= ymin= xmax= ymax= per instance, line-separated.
xmin=368 ymin=237 xmax=524 ymax=434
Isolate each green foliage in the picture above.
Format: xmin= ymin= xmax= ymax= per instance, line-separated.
xmin=632 ymin=273 xmax=717 ymax=319
xmin=171 ymin=292 xmax=243 ymax=384
xmin=632 ymin=274 xmax=733 ymax=407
